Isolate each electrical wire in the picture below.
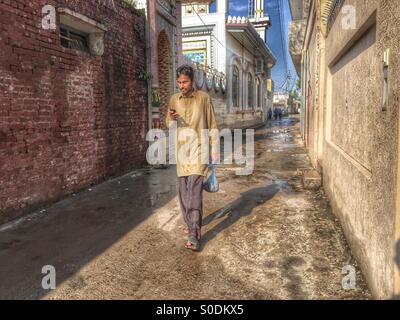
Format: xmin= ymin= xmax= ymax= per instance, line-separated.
xmin=189 ymin=2 xmax=296 ymax=92
xmin=278 ymin=0 xmax=290 ymax=90
xmin=189 ymin=4 xmax=234 ymax=57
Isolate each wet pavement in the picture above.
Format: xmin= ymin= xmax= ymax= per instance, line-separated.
xmin=0 ymin=116 xmax=371 ymax=299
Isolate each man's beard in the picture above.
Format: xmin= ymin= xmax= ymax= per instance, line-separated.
xmin=181 ymin=87 xmax=193 ymax=96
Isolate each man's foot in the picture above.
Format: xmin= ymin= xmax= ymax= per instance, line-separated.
xmin=185 ymin=236 xmax=200 ymax=251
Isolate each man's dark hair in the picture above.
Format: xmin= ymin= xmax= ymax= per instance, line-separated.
xmin=176 ymin=64 xmax=194 ymax=81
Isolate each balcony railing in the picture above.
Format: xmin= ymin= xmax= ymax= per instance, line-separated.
xmin=183 ymin=56 xmax=226 ymax=95
xmin=327 ymin=0 xmax=346 ymax=33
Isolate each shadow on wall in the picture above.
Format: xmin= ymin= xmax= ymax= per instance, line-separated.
xmin=330 ymin=23 xmax=376 ymax=75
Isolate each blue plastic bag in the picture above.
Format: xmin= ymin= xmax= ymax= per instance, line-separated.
xmin=203 ymin=165 xmax=219 ymax=193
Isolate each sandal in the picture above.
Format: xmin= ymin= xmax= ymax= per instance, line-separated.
xmin=185 ymin=236 xmax=200 ymax=251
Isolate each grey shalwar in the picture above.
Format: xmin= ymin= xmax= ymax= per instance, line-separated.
xmin=178 ymin=175 xmax=204 ymax=240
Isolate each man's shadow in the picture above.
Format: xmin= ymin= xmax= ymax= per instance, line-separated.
xmin=200 ymin=183 xmax=280 ymax=251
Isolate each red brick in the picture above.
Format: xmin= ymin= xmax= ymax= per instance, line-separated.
xmin=1 ymin=0 xmax=148 ymax=216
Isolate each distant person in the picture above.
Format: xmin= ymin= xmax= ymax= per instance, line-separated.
xmin=273 ymin=108 xmax=278 ymax=120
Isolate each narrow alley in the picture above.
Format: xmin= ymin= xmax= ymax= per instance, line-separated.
xmin=0 ymin=116 xmax=371 ymax=299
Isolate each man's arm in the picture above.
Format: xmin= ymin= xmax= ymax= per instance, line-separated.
xmin=206 ymin=97 xmax=219 ymax=164
xmin=165 ymin=97 xmax=175 ymax=128
xmin=165 ymin=99 xmax=172 ymax=128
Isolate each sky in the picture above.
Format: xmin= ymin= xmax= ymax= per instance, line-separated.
xmin=210 ymin=0 xmax=298 ymax=92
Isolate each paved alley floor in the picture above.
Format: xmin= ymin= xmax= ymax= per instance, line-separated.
xmin=0 ymin=116 xmax=371 ymax=299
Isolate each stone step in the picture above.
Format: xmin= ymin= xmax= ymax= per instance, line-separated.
xmin=302 ymin=169 xmax=322 ymax=190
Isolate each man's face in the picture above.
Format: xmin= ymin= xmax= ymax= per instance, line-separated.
xmin=177 ymin=74 xmax=193 ymax=96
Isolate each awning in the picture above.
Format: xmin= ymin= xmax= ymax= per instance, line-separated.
xmin=226 ymin=21 xmax=276 ymax=68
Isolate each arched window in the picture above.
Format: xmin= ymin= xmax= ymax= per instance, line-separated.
xmin=256 ymin=78 xmax=259 ymax=108
xmin=232 ymin=65 xmax=239 ymax=108
xmin=248 ymin=73 xmax=254 ymax=109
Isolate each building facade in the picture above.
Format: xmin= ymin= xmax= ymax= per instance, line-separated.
xmin=273 ymin=92 xmax=289 ymax=113
xmin=136 ymin=0 xmax=184 ymax=130
xmin=181 ymin=0 xmax=276 ymax=128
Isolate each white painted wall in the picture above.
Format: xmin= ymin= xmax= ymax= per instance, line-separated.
xmin=226 ymin=32 xmax=264 ymax=111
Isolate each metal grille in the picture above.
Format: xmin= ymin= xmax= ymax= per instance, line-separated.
xmin=60 ymin=26 xmax=89 ymax=53
xmin=327 ymin=0 xmax=345 ymax=33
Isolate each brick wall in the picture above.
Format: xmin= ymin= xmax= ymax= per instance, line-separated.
xmin=0 ymin=0 xmax=148 ymax=222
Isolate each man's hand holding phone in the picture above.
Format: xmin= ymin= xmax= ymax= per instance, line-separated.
xmin=169 ymin=108 xmax=180 ymax=121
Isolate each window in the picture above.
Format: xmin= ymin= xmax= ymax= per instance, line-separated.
xmin=60 ymin=26 xmax=89 ymax=53
xmin=232 ymin=66 xmax=239 ymax=108
xmin=256 ymin=59 xmax=263 ymax=73
xmin=58 ymin=8 xmax=107 ymax=56
xmin=258 ymin=80 xmax=262 ymax=108
xmin=185 ymin=6 xmax=193 ymax=15
xmin=248 ymin=73 xmax=254 ymax=109
xmin=198 ymin=5 xmax=207 ymax=13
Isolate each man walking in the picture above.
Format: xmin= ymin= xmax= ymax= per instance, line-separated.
xmin=166 ymin=65 xmax=219 ymax=251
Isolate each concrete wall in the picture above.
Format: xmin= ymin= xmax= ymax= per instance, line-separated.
xmin=306 ymin=0 xmax=400 ymax=298
xmin=303 ymin=6 xmax=321 ymax=169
